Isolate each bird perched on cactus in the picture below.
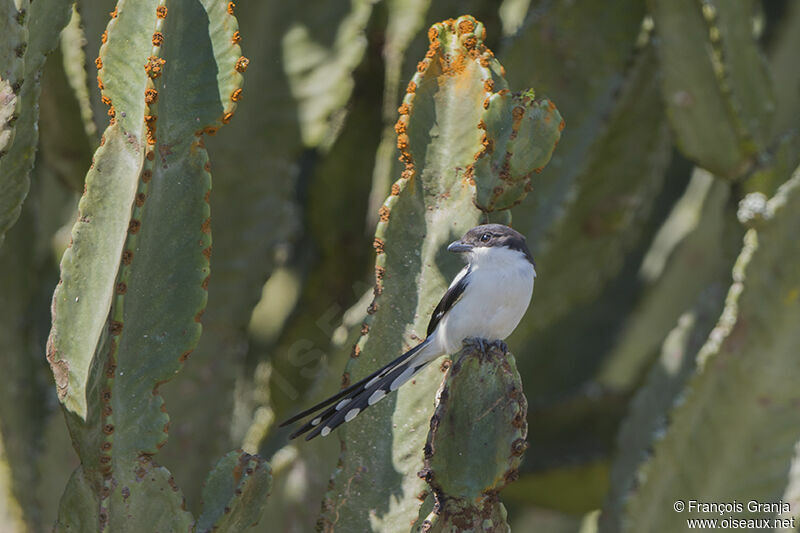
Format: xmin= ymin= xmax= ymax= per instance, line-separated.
xmin=281 ymin=223 xmax=536 ymax=440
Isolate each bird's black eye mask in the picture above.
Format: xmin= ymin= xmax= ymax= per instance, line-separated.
xmin=460 ymin=232 xmax=495 ymax=247
xmin=459 ymin=224 xmax=535 ymax=265
xmin=461 ymin=224 xmax=504 ymax=247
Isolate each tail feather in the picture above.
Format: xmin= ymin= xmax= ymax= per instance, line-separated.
xmin=303 ymin=356 xmax=432 ymax=440
xmin=280 ymin=340 xmax=430 ymax=439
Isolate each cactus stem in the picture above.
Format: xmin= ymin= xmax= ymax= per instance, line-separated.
xmin=696 ymin=0 xmax=756 ymax=154
xmin=98 ymin=0 xmax=170 ymax=473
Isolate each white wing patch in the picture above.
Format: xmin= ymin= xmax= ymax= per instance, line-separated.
xmin=390 ymin=365 xmax=418 ymax=391
xmin=368 ymin=390 xmax=386 ymax=405
xmin=335 ymin=398 xmax=351 ymax=410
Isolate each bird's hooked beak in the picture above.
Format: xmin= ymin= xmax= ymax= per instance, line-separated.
xmin=447 ymin=240 xmax=473 ymax=253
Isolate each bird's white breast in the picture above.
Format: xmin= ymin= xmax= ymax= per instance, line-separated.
xmin=433 ymin=246 xmax=535 ymax=355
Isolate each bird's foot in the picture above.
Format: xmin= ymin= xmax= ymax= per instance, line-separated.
xmin=463 ymin=337 xmax=507 ymax=358
xmin=490 ymin=339 xmax=509 ymax=354
xmin=463 ymin=336 xmax=489 ymax=354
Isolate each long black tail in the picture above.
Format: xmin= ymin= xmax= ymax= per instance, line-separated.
xmin=280 ymin=340 xmax=432 ymax=440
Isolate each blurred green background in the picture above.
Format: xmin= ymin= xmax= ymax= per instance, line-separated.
xmin=1 ymin=0 xmax=799 ymax=531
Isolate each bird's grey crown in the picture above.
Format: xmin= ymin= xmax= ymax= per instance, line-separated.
xmin=458 ymin=224 xmax=535 ymax=266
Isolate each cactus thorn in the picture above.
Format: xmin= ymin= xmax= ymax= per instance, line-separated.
xmin=145 ymin=56 xmax=166 ymax=78
xmin=235 ymin=56 xmax=249 ymax=72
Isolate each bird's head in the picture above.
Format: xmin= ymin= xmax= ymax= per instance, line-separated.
xmin=447 ymin=224 xmax=535 ymax=267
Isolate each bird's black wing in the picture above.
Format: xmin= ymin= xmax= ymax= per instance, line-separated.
xmin=426 ymin=265 xmax=470 ymax=337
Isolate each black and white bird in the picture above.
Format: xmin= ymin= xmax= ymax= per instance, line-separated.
xmin=280 ymin=223 xmax=536 ymax=440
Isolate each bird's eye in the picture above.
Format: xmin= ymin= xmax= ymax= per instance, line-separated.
xmin=480 ymin=233 xmax=491 ymax=242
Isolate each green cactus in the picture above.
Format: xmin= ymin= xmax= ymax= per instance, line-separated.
xmin=367 ymin=0 xmax=502 ymax=221
xmin=497 ymin=0 xmax=674 ymax=351
xmin=0 ymin=0 xmax=27 ymax=161
xmin=767 ymin=1 xmax=800 ymax=141
xmin=418 ymin=340 xmax=527 ymax=532
xmin=73 ymin=0 xmax=118 ymax=135
xmin=0 ymin=0 xmax=72 ymax=248
xmin=2 ymin=1 xmax=799 ymax=531
xmin=0 ymin=10 xmax=87 ymax=512
xmin=484 ymin=3 xmax=791 ymax=517
xmin=156 ymin=0 xmax=381 ymax=507
xmin=320 ymin=15 xmax=561 ymax=530
xmin=649 ymin=0 xmax=775 ymax=178
xmin=600 ymin=166 xmax=800 ymax=532
xmin=514 ymin=41 xmax=671 ymax=343
xmin=465 ymin=4 xmax=676 ymax=491
xmin=252 ymin=0 xmax=379 ymax=424
xmin=155 ymin=0 xmax=305 ymax=506
xmin=196 ymin=451 xmax=272 ymax=532
xmin=594 ymin=170 xmax=742 ymax=391
xmin=39 ymin=1 xmax=270 ymax=530
xmin=599 ymin=279 xmax=727 ymax=531
xmin=0 ymin=167 xmax=72 ymax=531
xmin=58 ymin=4 xmax=100 ymax=148
xmin=472 ymin=89 xmax=563 ymax=212
xmin=38 ymin=28 xmax=94 ymax=192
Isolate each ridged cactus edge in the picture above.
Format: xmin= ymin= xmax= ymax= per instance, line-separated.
xmin=649 ymin=0 xmax=776 ymax=178
xmin=0 ymin=0 xmax=73 ymax=248
xmin=196 ymin=451 xmax=272 ymax=533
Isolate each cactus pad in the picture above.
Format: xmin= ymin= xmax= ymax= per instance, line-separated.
xmin=419 ymin=340 xmax=527 ymax=532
